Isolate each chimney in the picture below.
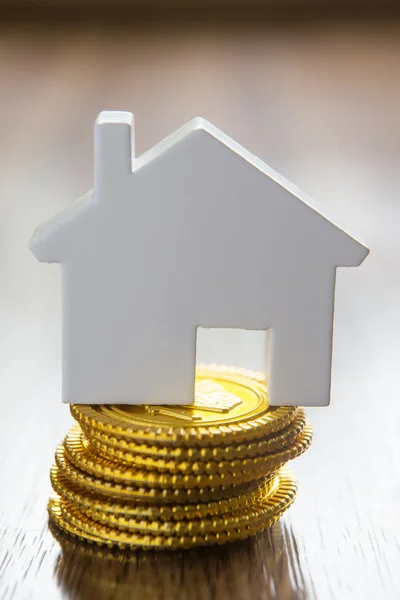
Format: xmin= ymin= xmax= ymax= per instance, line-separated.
xmin=94 ymin=111 xmax=135 ymax=196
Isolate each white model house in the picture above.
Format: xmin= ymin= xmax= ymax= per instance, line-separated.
xmin=30 ymin=111 xmax=369 ymax=407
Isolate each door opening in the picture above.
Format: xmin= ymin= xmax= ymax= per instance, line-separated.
xmin=196 ymin=327 xmax=268 ymax=374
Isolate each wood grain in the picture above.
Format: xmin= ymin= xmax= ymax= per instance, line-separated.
xmin=0 ymin=16 xmax=400 ymax=600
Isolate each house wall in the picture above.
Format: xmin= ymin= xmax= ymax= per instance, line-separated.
xmin=267 ymin=267 xmax=336 ymax=406
xmin=57 ymin=129 xmax=339 ymax=405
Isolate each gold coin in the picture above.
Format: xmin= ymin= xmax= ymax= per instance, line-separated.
xmin=63 ymin=425 xmax=312 ymax=488
xmin=86 ymin=470 xmax=296 ymax=536
xmin=50 ymin=464 xmax=278 ymax=522
xmin=48 ymin=470 xmax=296 ymax=549
xmin=83 ymin=408 xmax=307 ymax=464
xmin=48 ymin=496 xmax=113 ymax=546
xmin=48 ymin=496 xmax=284 ymax=550
xmin=70 ymin=366 xmax=297 ymax=447
xmin=55 ymin=444 xmax=261 ymax=504
xmin=84 ymin=421 xmax=312 ymax=475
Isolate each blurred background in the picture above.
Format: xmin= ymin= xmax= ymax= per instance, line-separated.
xmin=1 ymin=3 xmax=400 ymax=599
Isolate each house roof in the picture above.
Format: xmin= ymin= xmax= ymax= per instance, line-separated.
xmin=30 ymin=113 xmax=369 ymax=263
xmin=135 ymin=117 xmax=368 ymax=252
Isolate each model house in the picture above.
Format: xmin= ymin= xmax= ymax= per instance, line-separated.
xmin=30 ymin=112 xmax=369 ymax=406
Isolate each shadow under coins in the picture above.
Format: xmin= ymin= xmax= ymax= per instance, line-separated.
xmin=50 ymin=521 xmax=310 ymax=600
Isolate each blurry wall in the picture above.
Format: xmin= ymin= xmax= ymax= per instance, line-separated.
xmin=0 ymin=0 xmax=399 ymax=7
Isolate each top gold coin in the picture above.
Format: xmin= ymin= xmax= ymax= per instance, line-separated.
xmin=70 ymin=365 xmax=297 ymax=446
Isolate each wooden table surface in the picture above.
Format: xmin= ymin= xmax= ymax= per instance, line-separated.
xmin=0 ymin=15 xmax=399 ymax=600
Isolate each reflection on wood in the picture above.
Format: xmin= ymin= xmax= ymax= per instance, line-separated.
xmin=51 ymin=520 xmax=308 ymax=600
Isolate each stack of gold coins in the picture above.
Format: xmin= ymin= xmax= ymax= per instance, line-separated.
xmin=48 ymin=365 xmax=312 ymax=550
